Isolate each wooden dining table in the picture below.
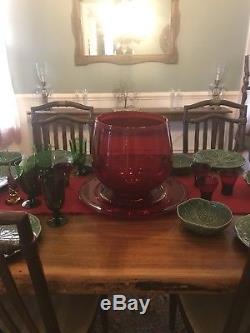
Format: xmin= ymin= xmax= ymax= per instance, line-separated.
xmin=7 ymin=212 xmax=247 ymax=296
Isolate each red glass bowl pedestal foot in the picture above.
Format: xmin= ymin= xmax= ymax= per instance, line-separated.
xmin=79 ymin=177 xmax=187 ymax=218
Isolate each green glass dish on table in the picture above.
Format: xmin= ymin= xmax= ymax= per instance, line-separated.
xmin=177 ymin=198 xmax=233 ymax=235
xmin=235 ymin=215 xmax=250 ymax=247
xmin=0 ymin=151 xmax=22 ymax=166
xmin=193 ymin=149 xmax=245 ymax=169
xmin=0 ymin=214 xmax=41 ymax=257
xmin=172 ymin=153 xmax=193 ymax=175
xmin=15 ymin=154 xmax=42 ymax=209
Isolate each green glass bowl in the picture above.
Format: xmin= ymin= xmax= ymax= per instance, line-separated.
xmin=0 ymin=151 xmax=22 ymax=166
xmin=177 ymin=198 xmax=233 ymax=235
xmin=235 ymin=215 xmax=250 ymax=247
xmin=172 ymin=153 xmax=193 ymax=175
xmin=193 ymin=149 xmax=245 ymax=169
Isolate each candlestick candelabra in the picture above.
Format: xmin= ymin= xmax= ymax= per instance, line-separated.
xmin=114 ymin=89 xmax=138 ymax=110
xmin=209 ymin=67 xmax=224 ymax=100
xmin=35 ymin=62 xmax=52 ymax=104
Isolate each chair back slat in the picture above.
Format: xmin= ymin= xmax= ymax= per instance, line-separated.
xmin=41 ymin=125 xmax=50 ymax=149
xmin=61 ymin=124 xmax=67 ymax=150
xmin=183 ymin=108 xmax=189 ymax=153
xmin=218 ymin=119 xmax=225 ymax=149
xmin=32 ymin=123 xmax=43 ymax=151
xmin=182 ymin=99 xmax=247 ymax=153
xmin=210 ymin=118 xmax=218 ymax=149
xmin=228 ymin=122 xmax=234 ymax=151
xmin=194 ymin=123 xmax=200 ymax=152
xmin=0 ymin=212 xmax=61 ymax=333
xmin=70 ymin=124 xmax=76 ymax=142
xmin=53 ymin=124 xmax=59 ymax=149
xmin=202 ymin=121 xmax=208 ymax=150
xmin=78 ymin=123 xmax=84 ymax=149
xmin=237 ymin=119 xmax=246 ymax=151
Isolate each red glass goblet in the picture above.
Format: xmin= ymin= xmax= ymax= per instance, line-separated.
xmin=191 ymin=162 xmax=211 ymax=187
xmin=196 ymin=174 xmax=219 ymax=201
xmin=92 ymin=111 xmax=172 ymax=207
xmin=220 ymin=168 xmax=241 ymax=196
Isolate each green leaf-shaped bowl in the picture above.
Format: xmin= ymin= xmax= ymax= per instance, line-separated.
xmin=172 ymin=154 xmax=193 ymax=169
xmin=177 ymin=198 xmax=233 ymax=235
xmin=0 ymin=151 xmax=22 ymax=166
xmin=193 ymin=149 xmax=245 ymax=169
xmin=235 ymin=215 xmax=250 ymax=247
xmin=0 ymin=214 xmax=41 ymax=257
xmin=172 ymin=153 xmax=193 ymax=174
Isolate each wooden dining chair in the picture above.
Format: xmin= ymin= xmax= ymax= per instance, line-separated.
xmin=183 ymin=99 xmax=247 ymax=153
xmin=169 ymin=246 xmax=250 ymax=333
xmin=31 ymin=101 xmax=94 ymax=152
xmin=241 ymin=54 xmax=250 ymax=106
xmin=31 ymin=113 xmax=94 ymax=153
xmin=0 ymin=211 xmax=100 ymax=333
xmin=239 ymin=55 xmax=250 ymax=157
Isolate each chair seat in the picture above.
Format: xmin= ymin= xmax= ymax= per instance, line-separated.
xmin=180 ymin=293 xmax=250 ymax=333
xmin=0 ymin=294 xmax=99 ymax=333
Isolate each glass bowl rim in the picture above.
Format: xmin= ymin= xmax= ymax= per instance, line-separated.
xmin=95 ymin=111 xmax=168 ymax=129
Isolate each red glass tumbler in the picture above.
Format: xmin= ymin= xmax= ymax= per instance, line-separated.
xmin=191 ymin=162 xmax=211 ymax=187
xmin=196 ymin=175 xmax=219 ymax=201
xmin=92 ymin=111 xmax=172 ymax=206
xmin=220 ymin=168 xmax=240 ymax=196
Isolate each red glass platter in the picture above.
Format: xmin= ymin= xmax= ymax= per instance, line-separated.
xmin=79 ymin=177 xmax=187 ymax=218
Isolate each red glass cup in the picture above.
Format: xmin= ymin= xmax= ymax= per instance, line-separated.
xmin=191 ymin=162 xmax=211 ymax=187
xmin=92 ymin=111 xmax=172 ymax=206
xmin=220 ymin=168 xmax=240 ymax=196
xmin=196 ymin=174 xmax=219 ymax=201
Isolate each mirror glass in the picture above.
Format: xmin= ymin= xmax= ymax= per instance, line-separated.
xmin=72 ymin=0 xmax=180 ymax=65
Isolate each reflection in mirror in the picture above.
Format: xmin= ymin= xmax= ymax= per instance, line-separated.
xmin=72 ymin=0 xmax=180 ymax=65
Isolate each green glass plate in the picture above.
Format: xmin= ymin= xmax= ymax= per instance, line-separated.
xmin=177 ymin=198 xmax=232 ymax=235
xmin=0 ymin=214 xmax=41 ymax=257
xmin=193 ymin=149 xmax=245 ymax=169
xmin=172 ymin=154 xmax=193 ymax=169
xmin=0 ymin=152 xmax=22 ymax=166
xmin=235 ymin=215 xmax=250 ymax=247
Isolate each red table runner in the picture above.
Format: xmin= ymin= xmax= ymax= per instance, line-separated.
xmin=0 ymin=175 xmax=249 ymax=215
xmin=0 ymin=176 xmax=93 ymax=215
xmin=177 ymin=175 xmax=250 ymax=215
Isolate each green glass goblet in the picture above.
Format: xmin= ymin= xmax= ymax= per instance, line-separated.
xmin=16 ymin=156 xmax=41 ymax=208
xmin=42 ymin=167 xmax=67 ymax=227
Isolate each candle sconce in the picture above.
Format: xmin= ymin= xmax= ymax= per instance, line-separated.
xmin=35 ymin=62 xmax=52 ymax=104
xmin=209 ymin=66 xmax=225 ymax=100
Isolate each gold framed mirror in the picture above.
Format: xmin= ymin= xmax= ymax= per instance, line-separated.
xmin=72 ymin=0 xmax=180 ymax=65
